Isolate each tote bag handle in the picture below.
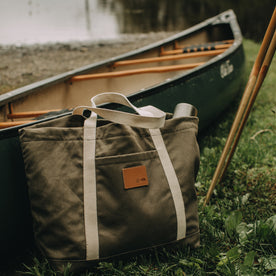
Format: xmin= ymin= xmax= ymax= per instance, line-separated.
xmin=73 ymin=92 xmax=166 ymax=129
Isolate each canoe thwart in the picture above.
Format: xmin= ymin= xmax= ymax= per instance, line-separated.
xmin=113 ymin=49 xmax=225 ymax=67
xmin=70 ymin=62 xmax=205 ymax=82
xmin=7 ymin=109 xmax=60 ymax=119
xmin=1 ymin=109 xmax=69 ymax=129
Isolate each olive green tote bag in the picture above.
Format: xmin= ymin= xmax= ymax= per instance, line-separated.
xmin=19 ymin=92 xmax=200 ymax=272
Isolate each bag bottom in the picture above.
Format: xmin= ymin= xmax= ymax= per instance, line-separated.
xmin=49 ymin=231 xmax=200 ymax=273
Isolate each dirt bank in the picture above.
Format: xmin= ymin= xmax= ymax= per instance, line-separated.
xmin=0 ymin=32 xmax=176 ymax=94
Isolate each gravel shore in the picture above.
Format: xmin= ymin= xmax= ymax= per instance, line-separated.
xmin=0 ymin=32 xmax=176 ymax=94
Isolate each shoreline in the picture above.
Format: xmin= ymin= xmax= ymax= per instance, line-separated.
xmin=0 ymin=32 xmax=177 ymax=95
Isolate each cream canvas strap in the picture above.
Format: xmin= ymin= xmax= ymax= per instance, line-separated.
xmin=149 ymin=128 xmax=186 ymax=240
xmin=83 ymin=113 xmax=99 ymax=260
xmin=80 ymin=92 xmax=186 ymax=260
xmin=80 ymin=93 xmax=166 ymax=260
xmin=73 ymin=92 xmax=166 ymax=129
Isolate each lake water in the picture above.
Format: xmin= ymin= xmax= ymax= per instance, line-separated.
xmin=0 ymin=0 xmax=274 ymax=45
xmin=0 ymin=0 xmax=119 ymax=45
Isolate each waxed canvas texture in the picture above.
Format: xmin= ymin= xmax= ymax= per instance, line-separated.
xmin=19 ymin=113 xmax=200 ymax=271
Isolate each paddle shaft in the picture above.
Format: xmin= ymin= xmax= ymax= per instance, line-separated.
xmin=204 ymin=7 xmax=276 ymax=206
xmin=219 ymin=30 xmax=276 ymax=181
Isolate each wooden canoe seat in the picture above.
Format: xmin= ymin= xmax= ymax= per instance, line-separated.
xmin=70 ymin=62 xmax=205 ymax=82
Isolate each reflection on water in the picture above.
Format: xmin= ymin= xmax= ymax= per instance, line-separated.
xmin=110 ymin=0 xmax=189 ymax=34
xmin=0 ymin=0 xmax=119 ymax=45
xmin=109 ymin=0 xmax=275 ymax=41
xmin=0 ymin=0 xmax=274 ymax=45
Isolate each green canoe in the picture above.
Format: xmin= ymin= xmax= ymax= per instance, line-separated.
xmin=0 ymin=10 xmax=245 ymax=257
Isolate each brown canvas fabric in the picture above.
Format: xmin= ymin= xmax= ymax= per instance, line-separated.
xmin=19 ymin=113 xmax=200 ymax=271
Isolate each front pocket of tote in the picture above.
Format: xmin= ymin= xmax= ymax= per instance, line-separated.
xmin=95 ymin=150 xmax=178 ymax=258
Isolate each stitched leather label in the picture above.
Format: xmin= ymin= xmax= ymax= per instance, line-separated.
xmin=122 ymin=165 xmax=148 ymax=189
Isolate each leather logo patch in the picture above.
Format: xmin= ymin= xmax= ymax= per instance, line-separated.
xmin=122 ymin=165 xmax=148 ymax=189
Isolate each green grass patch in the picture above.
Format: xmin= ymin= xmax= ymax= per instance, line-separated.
xmin=2 ymin=39 xmax=275 ymax=275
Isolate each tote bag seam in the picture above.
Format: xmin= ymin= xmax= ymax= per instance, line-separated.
xmin=20 ymin=124 xmax=198 ymax=142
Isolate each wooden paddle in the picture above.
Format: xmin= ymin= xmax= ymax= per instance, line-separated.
xmin=204 ymin=7 xmax=276 ymax=206
xmin=218 ymin=30 xmax=276 ymax=182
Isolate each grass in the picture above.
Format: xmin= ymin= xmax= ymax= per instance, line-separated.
xmin=1 ymin=39 xmax=275 ymax=275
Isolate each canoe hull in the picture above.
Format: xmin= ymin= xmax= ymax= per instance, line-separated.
xmin=0 ymin=136 xmax=33 ymax=258
xmin=0 ymin=10 xmax=245 ymax=257
xmin=126 ymin=46 xmax=245 ymax=129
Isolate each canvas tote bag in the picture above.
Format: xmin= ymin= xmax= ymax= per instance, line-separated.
xmin=19 ymin=92 xmax=200 ymax=272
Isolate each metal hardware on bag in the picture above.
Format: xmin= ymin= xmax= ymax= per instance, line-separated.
xmin=173 ymin=103 xmax=198 ymax=118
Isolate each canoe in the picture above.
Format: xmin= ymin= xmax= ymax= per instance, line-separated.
xmin=0 ymin=10 xmax=245 ymax=257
